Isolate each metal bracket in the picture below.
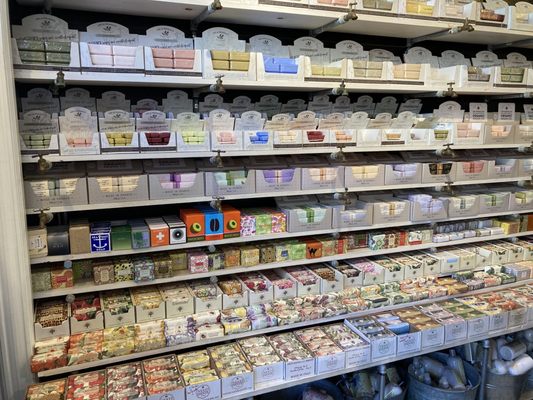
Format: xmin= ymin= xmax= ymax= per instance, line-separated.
xmin=312 ymin=80 xmax=349 ymax=98
xmin=518 ymin=179 xmax=533 ymax=189
xmin=193 ymin=75 xmax=225 ymax=99
xmin=438 ymin=181 xmax=456 ymax=195
xmin=43 ymin=0 xmax=53 ymax=14
xmin=435 ymin=143 xmax=456 ymax=158
xmin=36 ymin=208 xmax=53 ymax=228
xmin=489 ymin=37 xmax=533 ymax=50
xmin=444 ymin=81 xmax=458 ymax=98
xmin=330 ymin=145 xmax=347 ymax=162
xmin=406 ymin=18 xmax=474 ymax=47
xmin=191 ymin=0 xmax=222 ymax=36
xmin=49 ymin=70 xmax=65 ymax=95
xmin=209 ymin=150 xmax=226 ymax=167
xmin=378 ymin=364 xmax=387 ymax=400
xmin=210 ymin=196 xmax=225 ymax=211
xmin=487 ymin=92 xmax=533 ymax=100
xmin=309 ymin=2 xmax=357 ymax=37
xmin=519 ymin=143 xmax=533 ymax=154
xmin=333 ymin=188 xmax=351 ymax=205
xmin=32 ymin=154 xmax=53 ymax=172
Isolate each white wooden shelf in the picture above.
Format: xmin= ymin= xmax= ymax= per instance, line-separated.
xmin=31 ymin=230 xmax=533 ymax=299
xmin=13 ymin=69 xmax=533 ymax=95
xmin=15 ymin=0 xmax=533 ymax=48
xmin=30 ymin=209 xmax=533 ymax=265
xmin=20 ymin=144 xmax=530 ymax=165
xmin=35 ymin=277 xmax=533 ymax=377
xmin=227 ymin=318 xmax=533 ymax=400
xmin=25 ymin=176 xmax=531 ymax=215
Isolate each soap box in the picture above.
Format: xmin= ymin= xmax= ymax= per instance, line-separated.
xmin=23 ymin=163 xmax=89 ymax=210
xmin=251 ymin=156 xmax=301 ymax=193
xmin=34 ymin=307 xmax=70 ymax=340
xmin=384 ymin=163 xmax=422 ymax=186
xmin=70 ymin=309 xmax=104 ymax=334
xmin=202 ymin=158 xmax=256 ymax=197
xmin=344 ymin=163 xmax=386 ymax=189
xmin=143 ymin=159 xmax=205 ymax=200
xmin=86 ymin=160 xmax=149 ymax=204
xmin=185 ymin=379 xmax=221 ymax=400
xmin=344 ymin=320 xmax=397 ymax=361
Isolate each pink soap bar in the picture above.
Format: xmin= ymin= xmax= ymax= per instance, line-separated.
xmin=88 ymin=44 xmax=112 ymax=55
xmin=173 ymin=49 xmax=195 ymax=60
xmin=152 ymin=48 xmax=173 ymax=58
xmin=112 ymin=45 xmax=137 ymax=56
xmin=113 ymin=56 xmax=135 ymax=66
xmin=90 ymin=54 xmax=113 ymax=65
xmin=173 ymin=59 xmax=194 ymax=69
xmin=154 ymin=58 xmax=174 ymax=68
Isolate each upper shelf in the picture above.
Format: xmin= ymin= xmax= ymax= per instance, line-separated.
xmin=15 ymin=0 xmax=533 ymax=47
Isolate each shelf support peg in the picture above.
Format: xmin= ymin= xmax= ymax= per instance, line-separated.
xmin=193 ymin=75 xmax=225 ymax=99
xmin=36 ymin=208 xmax=53 ymax=228
xmin=191 ymin=1 xmax=223 ymax=36
xmin=49 ymin=70 xmax=65 ymax=95
xmin=330 ymin=145 xmax=346 ymax=162
xmin=210 ymin=150 xmax=226 ymax=168
xmin=406 ymin=18 xmax=474 ymax=47
xmin=309 ymin=3 xmax=357 ymax=37
xmin=436 ymin=143 xmax=455 ymax=158
xmin=32 ymin=154 xmax=53 ymax=172
xmin=210 ymin=196 xmax=225 ymax=212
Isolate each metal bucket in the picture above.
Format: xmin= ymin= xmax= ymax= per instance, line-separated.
xmin=407 ymin=353 xmax=480 ymax=400
xmin=485 ymin=370 xmax=528 ymax=400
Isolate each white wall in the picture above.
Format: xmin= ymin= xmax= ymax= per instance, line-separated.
xmin=0 ymin=0 xmax=37 ymax=397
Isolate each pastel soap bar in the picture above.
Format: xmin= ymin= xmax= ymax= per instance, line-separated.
xmin=154 ymin=58 xmax=174 ymax=68
xmin=152 ymin=48 xmax=173 ymax=58
xmin=88 ymin=44 xmax=112 ymax=55
xmin=173 ymin=59 xmax=194 ymax=69
xmin=112 ymin=45 xmax=137 ymax=56
xmin=173 ymin=49 xmax=195 ymax=59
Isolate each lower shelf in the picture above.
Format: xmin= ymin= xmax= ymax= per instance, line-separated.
xmin=36 ymin=277 xmax=533 ymax=378
xmin=226 ymin=320 xmax=533 ymax=400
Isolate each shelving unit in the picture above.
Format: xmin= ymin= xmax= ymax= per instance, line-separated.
xmin=35 ymin=277 xmax=533 ymax=377
xmin=2 ymin=0 xmax=533 ymax=399
xmin=32 ymin=230 xmax=533 ymax=299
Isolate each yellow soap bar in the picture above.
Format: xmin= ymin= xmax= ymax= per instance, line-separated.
xmin=324 ymin=66 xmax=341 ymax=76
xmin=230 ymin=51 xmax=250 ymax=62
xmin=211 ymin=50 xmax=229 ymax=60
xmin=418 ymin=5 xmax=433 ymax=14
xmin=311 ymin=65 xmax=324 ymax=75
xmin=230 ymin=61 xmax=249 ymax=71
xmin=212 ymin=60 xmax=230 ymax=70
xmin=405 ymin=71 xmax=421 ymax=79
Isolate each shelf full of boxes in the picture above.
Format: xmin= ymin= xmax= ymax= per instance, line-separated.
xmin=7 ymin=0 xmax=533 ymax=399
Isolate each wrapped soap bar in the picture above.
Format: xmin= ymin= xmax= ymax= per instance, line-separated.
xmin=102 ymin=325 xmax=135 ymax=358
xmin=134 ymin=320 xmax=165 ymax=352
xmin=178 ymin=350 xmax=219 ymax=385
xmin=35 ymin=300 xmax=68 ymax=328
xmin=26 ymin=379 xmax=66 ymax=400
xmin=209 ymin=343 xmax=252 ymax=378
xmin=323 ymin=323 xmax=368 ymax=349
xmin=106 ymin=362 xmax=145 ymax=400
xmin=269 ymin=332 xmax=312 ymax=361
xmin=31 ymin=336 xmax=69 ymax=372
xmin=67 ymin=331 xmax=103 ymax=365
xmin=102 ymin=290 xmax=133 ymax=316
xmin=295 ymin=327 xmax=343 ymax=356
xmin=70 ymin=294 xmax=101 ymax=321
xmin=239 ymin=336 xmax=282 ymax=366
xmin=66 ymin=371 xmax=106 ymax=400
xmin=189 ymin=279 xmax=218 ymax=298
xmin=143 ymin=355 xmax=184 ymax=396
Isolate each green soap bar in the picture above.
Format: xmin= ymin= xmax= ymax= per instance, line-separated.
xmin=46 ymin=52 xmax=71 ymax=63
xmin=111 ymin=225 xmax=132 ymax=251
xmin=17 ymin=39 xmax=44 ymax=51
xmin=45 ymin=41 xmax=71 ymax=53
xmin=72 ymin=260 xmax=93 ymax=283
xmin=19 ymin=50 xmax=46 ymax=62
xmin=510 ymin=75 xmax=524 ymax=82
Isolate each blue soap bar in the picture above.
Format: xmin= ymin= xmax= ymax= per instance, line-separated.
xmin=276 ymin=57 xmax=296 ymax=66
xmin=386 ymin=320 xmax=410 ymax=335
xmin=280 ymin=64 xmax=298 ymax=74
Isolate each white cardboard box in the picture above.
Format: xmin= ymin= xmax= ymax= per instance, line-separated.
xmin=70 ymin=311 xmax=104 ymax=334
